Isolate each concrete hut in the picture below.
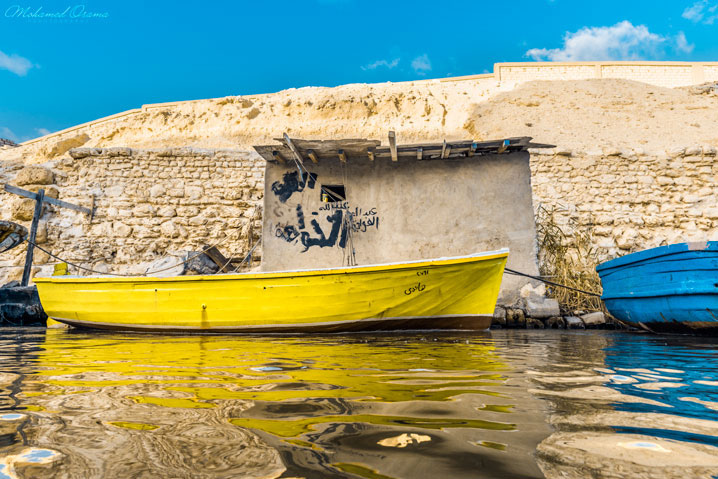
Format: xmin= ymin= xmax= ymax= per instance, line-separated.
xmin=254 ymin=134 xmax=553 ymax=306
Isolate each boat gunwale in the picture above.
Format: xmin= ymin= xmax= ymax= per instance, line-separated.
xmin=33 ymin=249 xmax=509 ymax=284
xmin=596 ymin=241 xmax=718 ymax=273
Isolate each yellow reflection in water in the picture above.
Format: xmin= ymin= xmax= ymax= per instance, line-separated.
xmin=16 ymin=329 xmax=515 ymax=477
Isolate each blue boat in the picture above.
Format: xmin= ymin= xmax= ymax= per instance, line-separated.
xmin=596 ymin=241 xmax=718 ymax=334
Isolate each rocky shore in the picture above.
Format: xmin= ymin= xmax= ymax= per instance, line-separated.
xmin=492 ymin=306 xmax=622 ymax=330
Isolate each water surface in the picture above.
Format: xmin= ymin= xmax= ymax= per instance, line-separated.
xmin=0 ymin=329 xmax=715 ymax=478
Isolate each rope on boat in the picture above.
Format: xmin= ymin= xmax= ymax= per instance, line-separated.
xmin=504 ymin=267 xmax=602 ymax=298
xmin=23 ymin=235 xmax=259 ymax=277
xmin=25 ymin=235 xmax=603 ymax=296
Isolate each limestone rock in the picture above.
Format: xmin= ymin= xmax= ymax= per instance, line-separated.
xmin=492 ymin=306 xmax=506 ymax=326
xmin=527 ymin=318 xmax=545 ymax=329
xmin=160 ymin=221 xmax=179 ymax=238
xmin=150 ymin=184 xmax=166 ymax=197
xmin=28 ymin=234 xmax=46 ymax=255
xmin=580 ymin=311 xmax=606 ymax=327
xmin=15 ymin=166 xmax=54 ymax=186
xmin=46 ymin=133 xmax=90 ymax=158
xmin=565 ymin=316 xmax=585 ymax=329
xmin=12 ymin=199 xmax=36 ymax=221
xmin=112 ymin=222 xmax=133 ymax=238
xmin=524 ymin=296 xmax=560 ymax=319
xmin=546 ymin=316 xmax=566 ymax=329
xmin=157 ymin=206 xmax=177 ymax=218
xmin=133 ymin=204 xmax=155 ymax=217
xmin=27 ymin=185 xmax=59 ymax=200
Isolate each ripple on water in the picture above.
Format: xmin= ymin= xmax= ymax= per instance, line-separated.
xmin=0 ymin=329 xmax=715 ymax=478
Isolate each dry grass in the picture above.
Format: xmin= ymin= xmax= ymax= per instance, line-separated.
xmin=535 ymin=205 xmax=607 ymax=314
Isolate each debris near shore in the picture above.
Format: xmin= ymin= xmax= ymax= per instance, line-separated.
xmin=0 ymin=283 xmax=46 ymax=326
xmin=491 ymin=306 xmax=625 ymax=330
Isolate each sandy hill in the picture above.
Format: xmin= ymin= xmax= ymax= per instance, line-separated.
xmin=467 ymin=79 xmax=718 ymax=152
xmin=1 ymin=77 xmax=717 ymax=167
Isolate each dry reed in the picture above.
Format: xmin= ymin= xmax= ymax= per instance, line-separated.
xmin=535 ymin=205 xmax=607 ymax=314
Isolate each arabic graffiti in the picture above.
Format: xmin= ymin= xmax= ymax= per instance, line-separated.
xmin=404 ymin=282 xmax=426 ymax=295
xmin=300 ymin=210 xmax=348 ymax=251
xmin=271 ymin=171 xmax=317 ymax=203
xmin=273 ymin=203 xmax=380 ymax=252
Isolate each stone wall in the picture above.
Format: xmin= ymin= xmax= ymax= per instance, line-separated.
xmin=0 ymin=148 xmax=263 ymax=284
xmin=530 ymin=145 xmax=718 ymax=260
xmin=497 ymin=61 xmax=718 ymax=88
xmin=2 ymin=142 xmax=716 ymax=294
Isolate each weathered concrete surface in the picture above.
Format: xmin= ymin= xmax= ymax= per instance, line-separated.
xmin=262 ymin=151 xmax=540 ymax=304
xmin=0 ymin=286 xmax=47 ymax=325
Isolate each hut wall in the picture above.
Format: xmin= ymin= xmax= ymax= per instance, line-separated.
xmin=262 ymin=151 xmax=540 ymax=304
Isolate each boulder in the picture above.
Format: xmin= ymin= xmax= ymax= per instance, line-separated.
xmin=12 ymin=199 xmax=36 ymax=221
xmin=580 ymin=312 xmax=606 ymax=327
xmin=15 ymin=166 xmax=54 ymax=186
xmin=565 ymin=316 xmax=585 ymax=329
xmin=546 ymin=316 xmax=566 ymax=329
xmin=492 ymin=306 xmax=506 ymax=326
xmin=524 ymin=296 xmax=560 ymax=319
xmin=46 ymin=133 xmax=90 ymax=158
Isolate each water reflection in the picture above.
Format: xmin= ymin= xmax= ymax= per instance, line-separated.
xmin=524 ymin=332 xmax=718 ymax=479
xmin=0 ymin=330 xmax=546 ymax=479
xmin=0 ymin=329 xmax=715 ymax=478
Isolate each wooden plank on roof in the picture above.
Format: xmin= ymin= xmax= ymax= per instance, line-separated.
xmin=388 ymin=131 xmax=398 ymax=162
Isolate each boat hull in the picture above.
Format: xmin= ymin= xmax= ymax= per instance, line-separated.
xmin=596 ymin=241 xmax=718 ymax=334
xmin=34 ymin=250 xmax=508 ymax=333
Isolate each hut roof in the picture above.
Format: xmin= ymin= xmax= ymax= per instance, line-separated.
xmin=253 ymin=132 xmax=553 ymax=165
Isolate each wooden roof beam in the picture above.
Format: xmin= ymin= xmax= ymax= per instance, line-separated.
xmin=388 ymin=131 xmax=398 ymax=162
xmin=307 ymin=149 xmax=319 ymax=164
xmin=272 ymin=150 xmax=286 ymax=164
xmin=497 ymin=139 xmax=510 ymax=154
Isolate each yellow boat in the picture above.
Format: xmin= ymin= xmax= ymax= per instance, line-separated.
xmin=33 ymin=249 xmax=508 ymax=333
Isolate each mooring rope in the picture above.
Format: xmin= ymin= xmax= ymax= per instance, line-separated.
xmin=24 ymin=233 xmax=254 ymax=277
xmin=504 ymin=267 xmax=602 ymax=297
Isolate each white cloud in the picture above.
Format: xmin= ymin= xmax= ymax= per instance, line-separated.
xmin=526 ymin=21 xmax=692 ymax=61
xmin=683 ymin=1 xmax=718 ymax=24
xmin=411 ymin=54 xmax=432 ymax=75
xmin=35 ymin=127 xmax=51 ymax=136
xmin=0 ymin=50 xmax=34 ymax=76
xmin=0 ymin=127 xmax=18 ymax=142
xmin=362 ymin=58 xmax=400 ymax=71
xmin=675 ymin=32 xmax=694 ymax=54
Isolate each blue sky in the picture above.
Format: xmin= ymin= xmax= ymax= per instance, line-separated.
xmin=1 ymin=0 xmax=717 ymax=142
